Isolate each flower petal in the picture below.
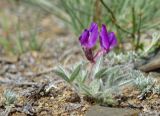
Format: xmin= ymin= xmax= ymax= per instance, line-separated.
xmin=89 ymin=22 xmax=97 ymax=32
xmin=108 ymin=32 xmax=117 ymax=49
xmin=79 ymin=29 xmax=89 ymax=47
xmin=99 ymin=24 xmax=109 ymax=50
xmin=88 ymin=22 xmax=98 ymax=48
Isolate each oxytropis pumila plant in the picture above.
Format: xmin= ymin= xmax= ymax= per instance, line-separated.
xmin=55 ymin=22 xmax=135 ymax=105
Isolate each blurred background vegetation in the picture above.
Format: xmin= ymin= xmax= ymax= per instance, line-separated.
xmin=0 ymin=0 xmax=160 ymax=54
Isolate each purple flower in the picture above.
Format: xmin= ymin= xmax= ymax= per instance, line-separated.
xmin=79 ymin=22 xmax=117 ymax=63
xmin=99 ymin=24 xmax=117 ymax=53
xmin=79 ymin=22 xmax=98 ymax=62
xmin=79 ymin=22 xmax=98 ymax=48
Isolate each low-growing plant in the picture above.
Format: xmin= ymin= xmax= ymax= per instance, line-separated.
xmin=153 ymin=85 xmax=160 ymax=95
xmin=0 ymin=11 xmax=42 ymax=54
xmin=0 ymin=13 xmax=13 ymax=52
xmin=3 ymin=90 xmax=17 ymax=106
xmin=15 ymin=14 xmax=42 ymax=54
xmin=28 ymin=16 xmax=42 ymax=51
xmin=0 ymin=90 xmax=18 ymax=116
xmin=54 ymin=23 xmax=135 ymax=105
xmin=130 ymin=70 xmax=155 ymax=92
xmin=54 ymin=22 xmax=159 ymax=105
xmin=15 ymin=16 xmax=25 ymax=54
xmin=55 ymin=57 xmax=135 ymax=105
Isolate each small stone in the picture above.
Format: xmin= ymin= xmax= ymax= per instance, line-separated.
xmin=86 ymin=105 xmax=140 ymax=116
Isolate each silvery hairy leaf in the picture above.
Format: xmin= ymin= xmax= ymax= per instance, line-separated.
xmin=89 ymin=79 xmax=101 ymax=96
xmin=54 ymin=66 xmax=70 ymax=82
xmin=92 ymin=55 xmax=103 ymax=78
xmin=81 ymin=70 xmax=88 ymax=83
xmin=79 ymin=82 xmax=92 ymax=96
xmin=69 ymin=63 xmax=81 ymax=83
xmin=71 ymin=62 xmax=88 ymax=83
xmin=95 ymin=67 xmax=107 ymax=79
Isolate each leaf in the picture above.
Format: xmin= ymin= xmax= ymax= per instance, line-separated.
xmin=69 ymin=64 xmax=81 ymax=82
xmin=54 ymin=66 xmax=70 ymax=82
xmin=79 ymin=83 xmax=92 ymax=96
xmin=92 ymin=55 xmax=103 ymax=78
xmin=95 ymin=67 xmax=107 ymax=79
xmin=113 ymin=73 xmax=129 ymax=85
xmin=82 ymin=71 xmax=88 ymax=83
xmin=118 ymin=79 xmax=133 ymax=87
xmin=89 ymin=79 xmax=101 ymax=96
xmin=107 ymin=74 xmax=114 ymax=87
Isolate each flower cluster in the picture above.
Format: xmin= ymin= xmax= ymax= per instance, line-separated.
xmin=79 ymin=22 xmax=117 ymax=63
